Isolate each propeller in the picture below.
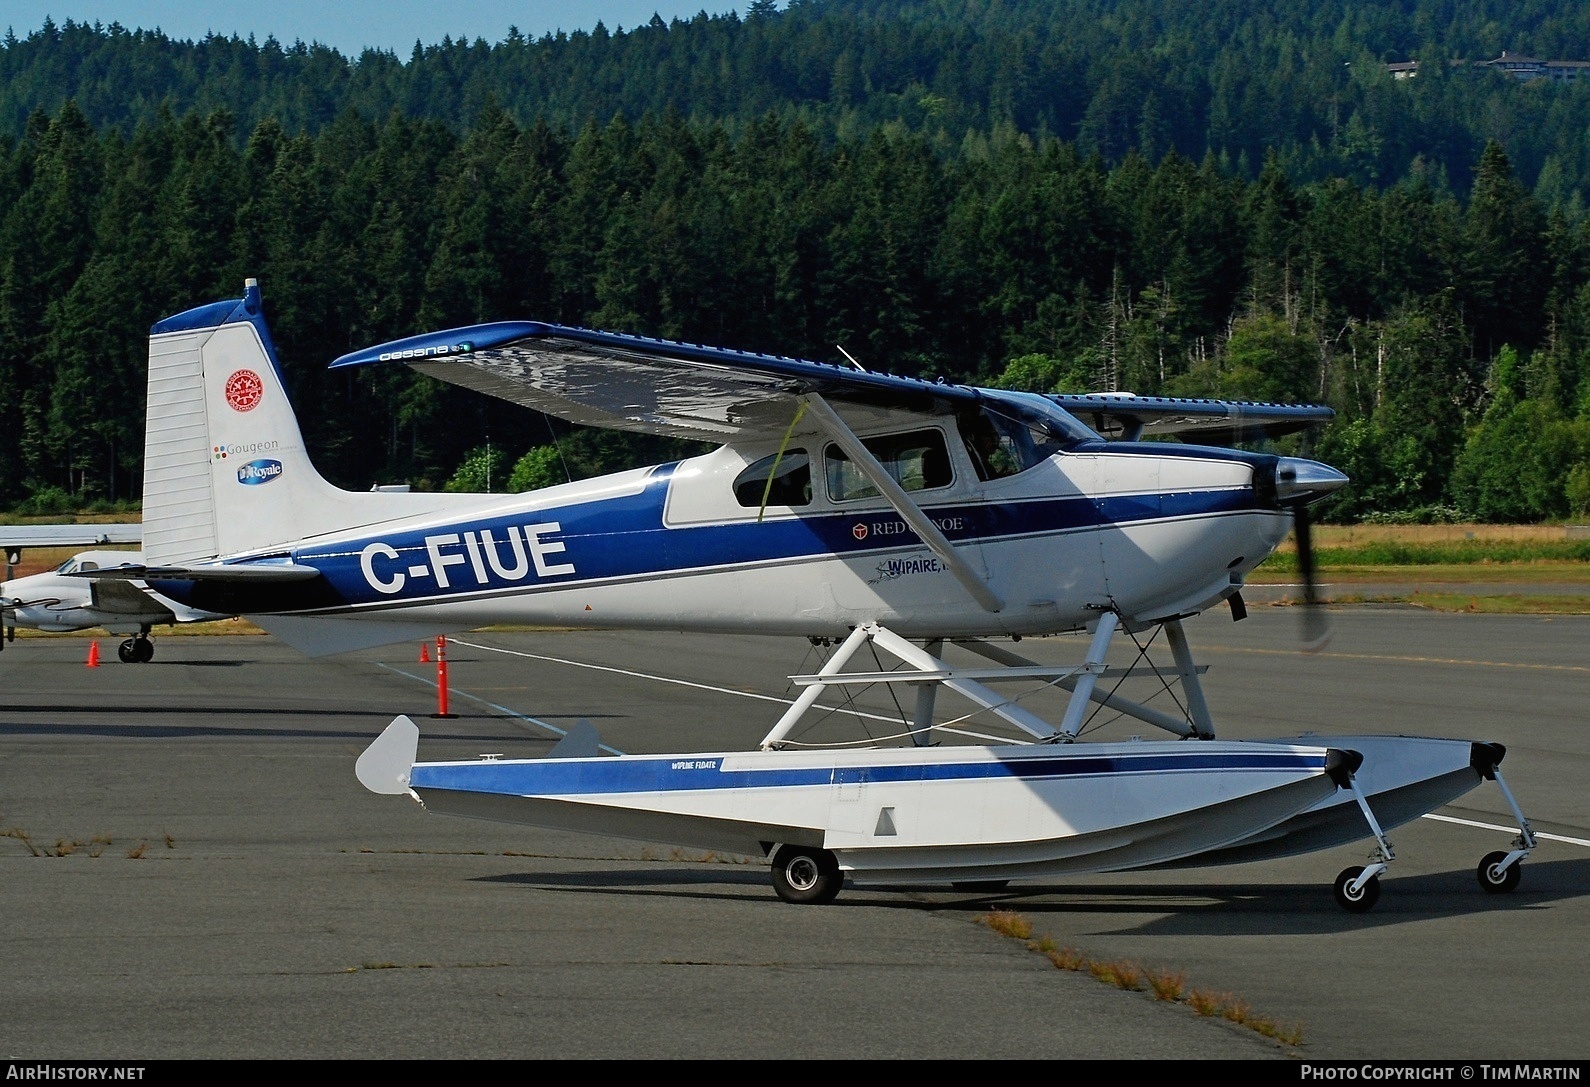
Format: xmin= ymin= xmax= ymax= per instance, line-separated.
xmin=1292 ymin=501 xmax=1331 ymax=652
xmin=1274 ymin=457 xmax=1346 ymax=653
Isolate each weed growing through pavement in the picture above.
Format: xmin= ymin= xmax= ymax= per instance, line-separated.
xmin=982 ymin=909 xmax=1033 ymax=940
xmin=4 ymin=828 xmax=167 ymax=859
xmin=978 ymin=911 xmax=1304 ymax=1049
xmin=1088 ymin=958 xmax=1143 ymax=990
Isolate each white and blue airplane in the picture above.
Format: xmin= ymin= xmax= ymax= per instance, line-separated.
xmin=87 ymin=279 xmax=1536 ymax=910
xmin=0 ymin=548 xmax=225 ymax=661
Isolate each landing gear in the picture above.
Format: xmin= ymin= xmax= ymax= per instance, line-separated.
xmin=118 ymin=634 xmax=154 ymax=663
xmin=1469 ymin=746 xmax=1535 ymax=896
xmin=771 ymin=845 xmax=842 ymax=904
xmin=1333 ymin=866 xmax=1381 ymax=913
xmin=1331 ymin=761 xmax=1393 ymax=913
xmin=1477 ymin=850 xmax=1522 ymax=894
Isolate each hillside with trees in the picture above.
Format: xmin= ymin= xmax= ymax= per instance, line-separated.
xmin=2 ymin=0 xmax=1588 ymax=522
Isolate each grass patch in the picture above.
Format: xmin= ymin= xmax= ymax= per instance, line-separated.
xmin=978 ymin=911 xmax=1304 ymax=1050
xmin=1262 ymin=541 xmax=1590 ymax=571
xmin=982 ymin=909 xmax=1033 ymax=940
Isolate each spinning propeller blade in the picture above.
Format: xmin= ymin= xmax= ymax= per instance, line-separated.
xmin=1273 ymin=456 xmax=1344 ymax=654
xmin=1293 ymin=502 xmax=1331 ymax=652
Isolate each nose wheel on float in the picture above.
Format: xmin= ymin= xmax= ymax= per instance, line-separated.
xmin=1332 ymin=745 xmax=1536 ymax=912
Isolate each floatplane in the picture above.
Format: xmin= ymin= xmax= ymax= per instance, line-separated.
xmin=89 ymin=280 xmax=1535 ymax=910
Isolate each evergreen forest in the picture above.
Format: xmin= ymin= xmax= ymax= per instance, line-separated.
xmin=4 ymin=0 xmax=1590 ymax=522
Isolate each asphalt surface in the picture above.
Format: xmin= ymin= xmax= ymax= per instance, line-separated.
xmin=2 ymin=606 xmax=1587 ymax=1061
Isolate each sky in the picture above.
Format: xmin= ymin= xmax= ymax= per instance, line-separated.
xmin=2 ymin=1 xmax=748 ymax=55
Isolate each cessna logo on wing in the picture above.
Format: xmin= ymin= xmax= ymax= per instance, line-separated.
xmin=377 ymin=341 xmax=474 ymax=362
xmin=359 ymin=523 xmax=575 ymax=594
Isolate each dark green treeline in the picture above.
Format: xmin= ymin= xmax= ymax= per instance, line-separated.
xmin=4 ymin=103 xmax=1590 ymax=522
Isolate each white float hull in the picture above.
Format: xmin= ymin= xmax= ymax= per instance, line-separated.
xmin=368 ymin=728 xmax=1354 ymax=884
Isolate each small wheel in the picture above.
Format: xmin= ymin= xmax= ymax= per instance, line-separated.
xmin=117 ymin=638 xmax=139 ymax=663
xmin=137 ymin=638 xmax=155 ymax=662
xmin=951 ymin=879 xmax=1010 ymax=893
xmin=1333 ymin=866 xmax=1380 ymax=913
xmin=1477 ymin=850 xmax=1521 ymax=894
xmin=771 ymin=846 xmax=842 ymax=905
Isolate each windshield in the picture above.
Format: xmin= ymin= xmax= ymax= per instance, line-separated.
xmin=961 ymin=392 xmax=1099 ymax=480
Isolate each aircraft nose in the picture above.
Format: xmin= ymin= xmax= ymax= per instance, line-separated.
xmin=1274 ymin=457 xmax=1349 ymax=505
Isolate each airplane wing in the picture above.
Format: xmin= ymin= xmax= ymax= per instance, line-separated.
xmin=329 ymin=322 xmax=983 ymax=442
xmin=331 ymin=323 xmax=1332 ymax=445
xmin=2 ymin=523 xmax=140 ymax=549
xmin=1048 ymin=393 xmax=1333 ymax=443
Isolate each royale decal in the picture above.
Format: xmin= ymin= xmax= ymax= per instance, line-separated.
xmin=359 ymin=523 xmax=576 ymax=595
xmin=236 ymin=459 xmax=283 ymax=485
xmin=225 ymin=369 xmax=265 ymax=412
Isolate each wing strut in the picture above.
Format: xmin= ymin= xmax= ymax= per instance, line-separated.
xmin=800 ymin=393 xmax=1003 ymax=614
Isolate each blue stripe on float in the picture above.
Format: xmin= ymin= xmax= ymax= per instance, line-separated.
xmin=410 ymin=750 xmax=1328 ymax=797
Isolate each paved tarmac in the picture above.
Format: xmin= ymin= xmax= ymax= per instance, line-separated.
xmin=1 ymin=605 xmax=1587 ymax=1061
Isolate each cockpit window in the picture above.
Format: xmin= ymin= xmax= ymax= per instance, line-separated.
xmin=825 ymin=429 xmax=952 ymax=502
xmin=734 ymin=449 xmax=812 ymax=507
xmin=960 ymin=400 xmax=1090 ymax=481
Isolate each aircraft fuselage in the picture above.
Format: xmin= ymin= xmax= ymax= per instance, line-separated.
xmin=157 ymin=427 xmax=1292 ymax=639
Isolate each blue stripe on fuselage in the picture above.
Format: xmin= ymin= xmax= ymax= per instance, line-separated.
xmin=158 ymin=459 xmax=1265 ymax=613
xmin=410 ymin=749 xmax=1329 ymax=797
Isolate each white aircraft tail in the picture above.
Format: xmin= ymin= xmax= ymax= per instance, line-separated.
xmin=142 ymin=279 xmax=470 ymax=565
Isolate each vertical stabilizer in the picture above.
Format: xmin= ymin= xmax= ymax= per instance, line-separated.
xmin=143 ymin=279 xmax=476 ymax=565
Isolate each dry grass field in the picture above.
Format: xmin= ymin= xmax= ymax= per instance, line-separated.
xmin=1298 ymin=523 xmax=1584 ymax=548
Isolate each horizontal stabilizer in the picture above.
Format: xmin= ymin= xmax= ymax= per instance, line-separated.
xmin=69 ymin=562 xmax=322 ymax=582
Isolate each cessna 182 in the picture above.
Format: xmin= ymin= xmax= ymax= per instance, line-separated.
xmin=90 ymin=279 xmax=1536 ymax=910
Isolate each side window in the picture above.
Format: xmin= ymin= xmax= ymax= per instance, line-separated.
xmin=825 ymin=429 xmax=953 ymax=502
xmin=734 ymin=449 xmax=812 ymax=507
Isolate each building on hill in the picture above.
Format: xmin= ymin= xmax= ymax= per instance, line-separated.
xmin=1388 ymin=52 xmax=1590 ymax=83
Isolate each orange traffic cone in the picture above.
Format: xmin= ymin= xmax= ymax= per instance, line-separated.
xmin=85 ymin=640 xmax=100 ymax=668
xmin=419 ymin=642 xmax=431 ymax=663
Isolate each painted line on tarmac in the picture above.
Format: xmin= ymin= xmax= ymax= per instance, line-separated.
xmin=376 ymin=661 xmax=628 ymax=756
xmin=1423 ymin=812 xmax=1590 ymax=848
xmin=1207 ymin=643 xmax=1590 ymax=673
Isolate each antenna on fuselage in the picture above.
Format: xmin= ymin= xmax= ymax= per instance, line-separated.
xmin=836 ymin=346 xmax=869 ymax=373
